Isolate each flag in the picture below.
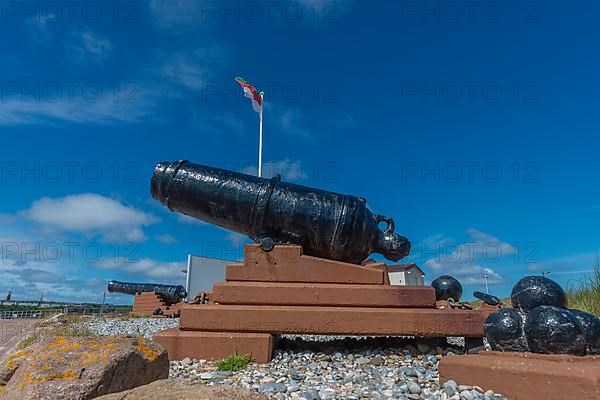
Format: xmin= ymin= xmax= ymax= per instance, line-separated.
xmin=235 ymin=77 xmax=263 ymax=113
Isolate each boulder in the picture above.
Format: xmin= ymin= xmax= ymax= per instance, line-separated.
xmin=1 ymin=336 xmax=168 ymax=400
xmin=0 ymin=347 xmax=34 ymax=385
xmin=96 ymin=378 xmax=267 ymax=400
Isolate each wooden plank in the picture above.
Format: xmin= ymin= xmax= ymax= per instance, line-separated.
xmin=154 ymin=328 xmax=277 ymax=363
xmin=179 ymin=304 xmax=486 ymax=337
xmin=226 ymin=244 xmax=388 ymax=285
xmin=440 ymin=352 xmax=600 ymax=400
xmin=133 ymin=300 xmax=167 ymax=306
xmin=212 ymin=282 xmax=436 ymax=308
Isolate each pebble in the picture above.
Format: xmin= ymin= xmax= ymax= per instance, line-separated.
xmin=461 ymin=390 xmax=475 ymax=400
xmin=407 ymin=381 xmax=422 ymax=394
xmin=199 ymin=372 xmax=215 ymax=380
xmin=370 ymin=356 xmax=384 ymax=366
xmin=259 ymin=382 xmax=286 ymax=394
xmin=356 ymin=356 xmax=369 ymax=366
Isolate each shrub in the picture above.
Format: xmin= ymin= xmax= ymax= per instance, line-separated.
xmin=216 ymin=352 xmax=252 ymax=372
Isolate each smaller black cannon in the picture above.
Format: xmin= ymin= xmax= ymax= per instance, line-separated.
xmin=107 ymin=280 xmax=187 ymax=304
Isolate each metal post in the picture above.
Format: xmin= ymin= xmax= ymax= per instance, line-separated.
xmin=258 ymin=91 xmax=264 ymax=178
xmin=100 ymin=292 xmax=106 ymax=317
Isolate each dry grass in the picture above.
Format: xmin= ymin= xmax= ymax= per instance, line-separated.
xmin=469 ymin=297 xmax=512 ymax=309
xmin=16 ymin=333 xmax=39 ymax=350
xmin=567 ymin=262 xmax=600 ymax=317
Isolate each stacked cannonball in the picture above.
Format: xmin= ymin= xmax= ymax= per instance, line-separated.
xmin=484 ymin=276 xmax=600 ymax=356
xmin=431 ymin=275 xmax=463 ymax=301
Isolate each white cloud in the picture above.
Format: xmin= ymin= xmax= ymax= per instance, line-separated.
xmin=0 ymin=85 xmax=158 ymax=126
xmin=22 ymin=194 xmax=157 ymax=242
xmin=224 ymin=232 xmax=249 ymax=247
xmin=155 ymin=233 xmax=178 ymax=244
xmin=466 ymin=228 xmax=516 ymax=255
xmin=424 ymin=258 xmax=504 ymax=285
xmin=527 ymin=252 xmax=598 ymax=275
xmin=97 ymin=257 xmax=186 ymax=282
xmin=69 ymin=29 xmax=112 ymax=61
xmin=0 ymin=239 xmax=109 ymax=303
xmin=162 ymin=53 xmax=207 ymax=89
xmin=161 ymin=47 xmax=227 ymax=90
xmin=412 ymin=228 xmax=512 ymax=286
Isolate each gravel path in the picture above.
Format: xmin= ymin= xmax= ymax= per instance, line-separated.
xmin=79 ymin=318 xmax=506 ymax=400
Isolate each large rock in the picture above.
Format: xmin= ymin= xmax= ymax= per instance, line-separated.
xmin=1 ymin=336 xmax=168 ymax=400
xmin=96 ymin=379 xmax=267 ymax=400
xmin=0 ymin=347 xmax=34 ymax=385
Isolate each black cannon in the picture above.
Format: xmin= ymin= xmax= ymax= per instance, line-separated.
xmin=151 ymin=160 xmax=411 ymax=264
xmin=107 ymin=280 xmax=187 ymax=304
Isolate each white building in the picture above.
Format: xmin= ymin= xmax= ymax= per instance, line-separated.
xmin=185 ymin=255 xmax=237 ymax=301
xmin=387 ymin=264 xmax=425 ymax=286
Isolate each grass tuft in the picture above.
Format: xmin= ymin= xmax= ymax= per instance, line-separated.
xmin=567 ymin=263 xmax=600 ymax=317
xmin=17 ymin=333 xmax=38 ymax=350
xmin=216 ymin=352 xmax=252 ymax=372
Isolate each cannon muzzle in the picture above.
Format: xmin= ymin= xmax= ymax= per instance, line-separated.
xmin=151 ymin=160 xmax=410 ymax=264
xmin=107 ymin=280 xmax=187 ymax=304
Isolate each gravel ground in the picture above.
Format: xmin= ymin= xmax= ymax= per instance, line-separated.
xmin=79 ymin=318 xmax=505 ymax=400
xmin=80 ymin=317 xmax=179 ymax=339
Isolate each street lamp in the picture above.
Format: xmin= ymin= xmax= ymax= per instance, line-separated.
xmin=541 ymin=271 xmax=551 ymax=278
xmin=483 ymin=273 xmax=489 ymax=294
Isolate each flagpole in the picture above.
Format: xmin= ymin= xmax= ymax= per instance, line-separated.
xmin=258 ymin=91 xmax=264 ymax=178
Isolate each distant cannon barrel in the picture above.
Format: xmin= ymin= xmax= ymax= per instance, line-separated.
xmin=107 ymin=280 xmax=187 ymax=304
xmin=150 ymin=160 xmax=411 ymax=264
xmin=473 ymin=291 xmax=501 ymax=306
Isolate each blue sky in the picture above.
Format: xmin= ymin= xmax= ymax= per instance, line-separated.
xmin=0 ymin=0 xmax=599 ymax=304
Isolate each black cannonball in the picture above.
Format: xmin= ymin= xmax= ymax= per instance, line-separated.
xmin=484 ymin=308 xmax=529 ymax=352
xmin=511 ymin=276 xmax=567 ymax=312
xmin=431 ymin=275 xmax=462 ymax=301
xmin=570 ymin=309 xmax=600 ymax=355
xmin=524 ymin=306 xmax=586 ymax=355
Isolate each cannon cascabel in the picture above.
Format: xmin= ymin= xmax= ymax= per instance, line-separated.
xmin=150 ymin=160 xmax=411 ymax=264
xmin=107 ymin=280 xmax=187 ymax=304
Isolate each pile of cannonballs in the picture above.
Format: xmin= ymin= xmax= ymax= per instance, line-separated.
xmin=485 ymin=276 xmax=600 ymax=356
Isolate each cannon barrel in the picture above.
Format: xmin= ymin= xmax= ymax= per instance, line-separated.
xmin=150 ymin=160 xmax=411 ymax=264
xmin=107 ymin=280 xmax=187 ymax=304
